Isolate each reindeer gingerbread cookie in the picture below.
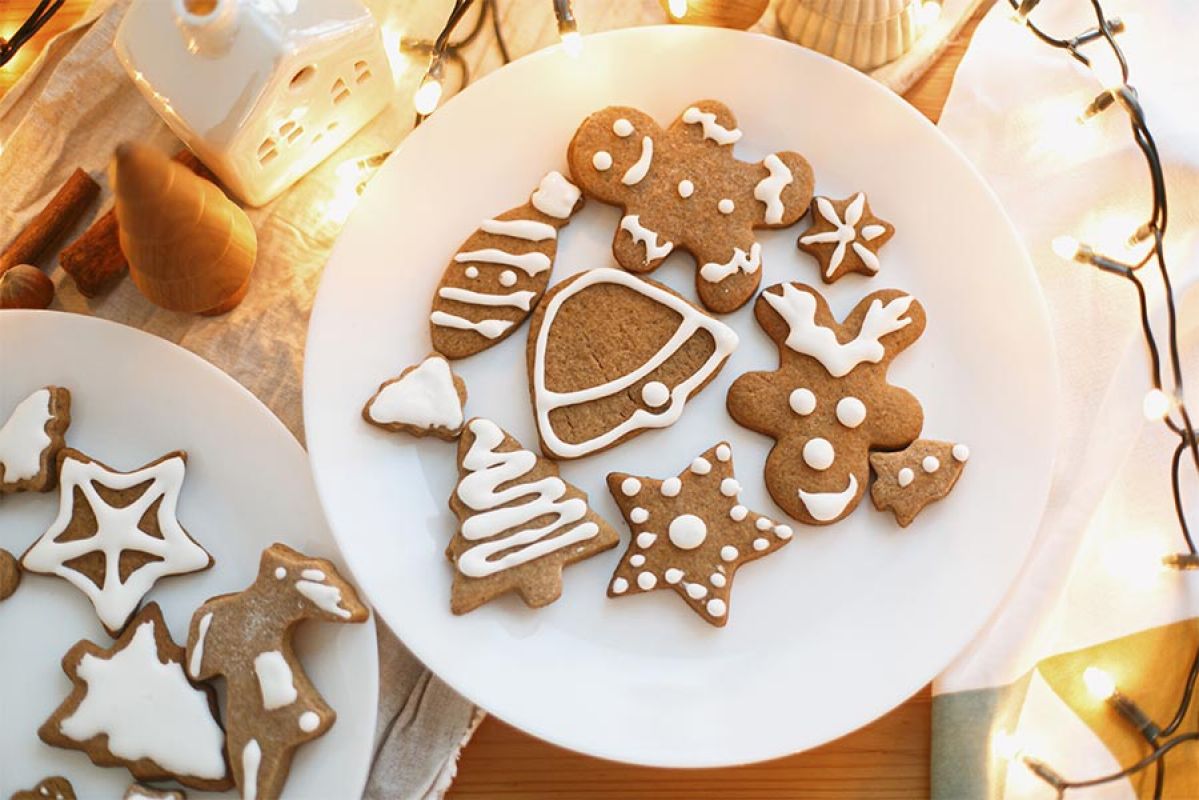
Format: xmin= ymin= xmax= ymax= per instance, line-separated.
xmin=567 ymin=100 xmax=815 ymax=313
xmin=727 ymin=283 xmax=925 ymax=525
xmin=186 ymin=544 xmax=369 ymax=800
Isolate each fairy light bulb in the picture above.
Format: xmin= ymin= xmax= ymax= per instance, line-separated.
xmin=1084 ymin=667 xmax=1117 ymax=700
xmin=1143 ymin=388 xmax=1170 ymax=421
xmin=561 ymin=29 xmax=583 ymax=58
xmin=916 ymin=1 xmax=942 ymax=30
xmin=668 ymin=0 xmax=688 ymax=17
xmin=992 ymin=730 xmax=1025 ymax=761
xmin=1091 ymin=54 xmax=1125 ymax=92
xmin=1052 ymin=235 xmax=1082 ymax=261
xmin=413 ymin=75 xmax=443 ymax=115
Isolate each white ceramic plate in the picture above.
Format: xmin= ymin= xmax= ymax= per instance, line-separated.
xmin=304 ymin=26 xmax=1057 ymax=766
xmin=0 ymin=311 xmax=377 ymax=798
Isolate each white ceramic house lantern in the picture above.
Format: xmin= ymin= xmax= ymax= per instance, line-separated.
xmin=115 ymin=0 xmax=392 ymax=207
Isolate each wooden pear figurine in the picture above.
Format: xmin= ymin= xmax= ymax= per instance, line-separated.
xmin=110 ymin=142 xmax=256 ymax=315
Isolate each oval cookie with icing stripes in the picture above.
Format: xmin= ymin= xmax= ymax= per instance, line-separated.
xmin=527 ymin=267 xmax=739 ymax=460
xmin=430 ymin=171 xmax=583 ymax=359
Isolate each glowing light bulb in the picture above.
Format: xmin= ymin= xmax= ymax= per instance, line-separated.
xmin=916 ymin=1 xmax=942 ymax=29
xmin=1091 ymin=54 xmax=1125 ymax=92
xmin=668 ymin=0 xmax=688 ymax=18
xmin=992 ymin=730 xmax=1025 ymax=761
xmin=413 ymin=77 xmax=443 ymax=115
xmin=1051 ymin=235 xmax=1081 ymax=261
xmin=1143 ymin=388 xmax=1170 ymax=421
xmin=561 ymin=30 xmax=583 ymax=58
xmin=1083 ymin=666 xmax=1117 ymax=700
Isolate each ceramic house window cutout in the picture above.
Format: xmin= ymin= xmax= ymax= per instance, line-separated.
xmin=114 ymin=0 xmax=391 ymax=207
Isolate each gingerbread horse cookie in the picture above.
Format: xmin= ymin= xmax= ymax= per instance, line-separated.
xmin=186 ymin=544 xmax=369 ymax=800
xmin=568 ymin=100 xmax=814 ymax=313
xmin=727 ymin=283 xmax=925 ymax=525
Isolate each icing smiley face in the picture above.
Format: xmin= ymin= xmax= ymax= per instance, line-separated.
xmin=727 ymin=283 xmax=926 ymax=526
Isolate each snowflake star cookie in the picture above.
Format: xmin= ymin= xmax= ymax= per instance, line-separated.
xmin=727 ymin=283 xmax=925 ymax=526
xmin=0 ymin=386 xmax=70 ymax=493
xmin=21 ymin=449 xmax=213 ymax=635
xmin=798 ymin=193 xmax=894 ymax=283
xmin=527 ymin=268 xmax=738 ymax=460
xmin=187 ymin=544 xmax=368 ymax=800
xmin=446 ymin=418 xmax=619 ymax=613
xmin=362 ymin=354 xmax=468 ymax=440
xmin=870 ymin=440 xmax=968 ymax=526
xmin=568 ymin=100 xmax=814 ymax=313
xmin=606 ymin=442 xmax=792 ymax=627
xmin=39 ymin=603 xmax=231 ymax=791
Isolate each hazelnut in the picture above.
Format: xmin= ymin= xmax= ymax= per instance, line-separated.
xmin=0 ymin=264 xmax=54 ymax=309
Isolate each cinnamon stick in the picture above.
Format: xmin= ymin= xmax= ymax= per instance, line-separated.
xmin=0 ymin=168 xmax=100 ymax=275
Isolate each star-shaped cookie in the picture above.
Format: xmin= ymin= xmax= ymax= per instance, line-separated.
xmin=21 ymin=449 xmax=213 ymax=636
xmin=797 ymin=193 xmax=894 ymax=283
xmin=606 ymin=442 xmax=792 ymax=627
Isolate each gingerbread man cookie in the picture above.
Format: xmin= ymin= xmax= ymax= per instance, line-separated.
xmin=568 ymin=100 xmax=814 ymax=313
xmin=870 ymin=440 xmax=969 ymax=526
xmin=186 ymin=544 xmax=369 ymax=800
xmin=798 ymin=193 xmax=894 ymax=283
xmin=727 ymin=283 xmax=925 ymax=525
xmin=0 ymin=386 xmax=70 ymax=493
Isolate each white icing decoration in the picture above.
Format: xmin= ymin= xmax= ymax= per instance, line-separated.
xmin=22 ymin=454 xmax=210 ymax=633
xmin=800 ymin=194 xmax=882 ymax=276
xmin=681 ymin=106 xmax=742 ymax=145
xmin=715 ymin=444 xmax=731 ymax=462
xmin=592 ymin=150 xmax=613 ymax=171
xmin=613 ymin=118 xmax=634 ymax=137
xmin=775 ymin=525 xmax=793 ymax=539
xmin=189 ymin=611 xmax=213 ymax=678
xmin=729 ymin=505 xmax=747 ymax=521
xmin=620 ymin=214 xmax=673 ymax=262
xmin=836 ymin=397 xmax=867 ymax=428
xmin=789 ymin=388 xmax=816 ymax=416
xmin=274 ymin=567 xmax=286 ymax=579
xmin=753 ymin=538 xmax=769 ymax=551
xmin=454 ymin=248 xmax=551 ymax=276
xmin=366 ymin=356 xmax=463 ymax=432
xmin=429 ymin=311 xmax=514 ymax=340
xmin=690 ymin=457 xmax=711 ymax=475
xmin=802 ymin=437 xmax=835 ymax=471
xmin=480 ymin=217 xmax=556 ymax=241
xmin=763 ymin=285 xmax=914 ymax=378
xmin=861 ymin=224 xmax=887 ymax=240
xmin=664 ymin=568 xmax=684 ymax=584
xmin=637 ymin=571 xmax=657 ymax=590
xmin=465 ymin=266 xmax=479 ymax=279
xmin=253 ymin=650 xmax=298 ymax=710
xmin=295 ymin=579 xmax=353 ymax=618
xmin=621 ymin=136 xmax=653 ymax=185
xmin=754 ymin=154 xmax=793 ymax=224
xmin=923 ymin=456 xmax=941 ymax=473
xmin=720 ymin=478 xmax=740 ymax=497
xmin=636 ymin=532 xmax=657 ymax=548
xmin=718 ymin=198 xmax=735 ymax=215
xmin=797 ymin=473 xmax=859 ymax=522
xmin=686 ymin=582 xmax=708 ymax=599
xmin=852 ymin=242 xmax=881 ymax=273
xmin=59 ymin=618 xmax=226 ymax=780
xmin=500 ymin=270 xmax=518 ymax=287
xmin=532 ymin=268 xmax=738 ymax=458
xmin=661 ymin=477 xmax=682 ymax=497
xmin=953 ymin=444 xmax=970 ymax=462
xmin=630 ymin=507 xmax=649 ymax=523
xmin=530 ymin=171 xmax=580 ymax=219
xmin=299 ymin=711 xmax=321 ymax=733
xmin=898 ymin=467 xmax=915 ymax=488
xmin=667 ymin=514 xmax=707 ymax=550
xmin=0 ymin=388 xmax=53 ymax=482
xmin=755 ymin=518 xmax=772 ymax=531
xmin=720 ymin=545 xmax=738 ymax=562
xmin=630 ymin=554 xmax=646 ymax=567
xmin=621 ymin=477 xmax=642 ymax=496
xmin=242 ymin=739 xmax=262 ymax=800
xmin=678 ymin=179 xmax=694 ymax=198
xmin=453 ymin=419 xmax=599 ymax=578
xmin=438 ymin=286 xmax=536 ymax=310
xmin=709 ymin=572 xmax=726 ymax=588
xmin=706 ymin=598 xmax=727 ymax=617
xmin=302 ymin=569 xmax=326 ymax=580
xmin=612 ymin=577 xmax=629 ymax=594
xmin=699 ymin=242 xmax=761 ymax=284
xmin=641 ymin=381 xmax=669 ymax=407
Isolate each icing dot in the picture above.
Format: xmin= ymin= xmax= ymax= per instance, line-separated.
xmin=953 ymin=444 xmax=970 ymax=462
xmin=729 ymin=505 xmax=747 ymax=521
xmin=299 ymin=711 xmax=321 ymax=732
xmin=718 ymin=198 xmax=735 ymax=214
xmin=715 ymin=444 xmax=731 ymax=462
xmin=641 ymin=381 xmax=670 ymax=407
xmin=753 ymin=538 xmax=769 ymax=551
xmin=755 ymin=517 xmax=772 ymax=531
xmin=678 ymin=179 xmax=694 ymax=198
xmin=922 ymin=456 xmax=941 ymax=473
xmin=275 ymin=567 xmax=287 ymax=579
xmin=802 ymin=437 xmax=835 ymax=471
xmin=664 ymin=568 xmax=684 ymax=584
xmin=621 ymin=478 xmax=642 ymax=496
xmin=720 ymin=478 xmax=740 ymax=497
xmin=686 ymin=582 xmax=708 ymax=599
xmin=898 ymin=467 xmax=915 ymax=487
xmin=706 ymin=598 xmax=727 ymax=617
xmin=775 ymin=524 xmax=793 ymax=539
xmin=464 ymin=266 xmax=479 ymax=279
xmin=613 ymin=118 xmax=634 ymax=137
xmin=636 ymin=532 xmax=657 ymax=548
xmin=661 ymin=477 xmax=682 ymax=497
xmin=499 ymin=270 xmax=517 ymax=287
xmin=593 ymin=150 xmax=613 ymax=170
xmin=720 ymin=545 xmax=738 ymax=562
xmin=836 ymin=397 xmax=867 ymax=428
xmin=612 ymin=577 xmax=629 ymax=594
xmin=637 ymin=571 xmax=657 ymax=590
xmin=668 ymin=514 xmax=708 ymax=550
xmin=630 ymin=554 xmax=646 ymax=567
xmin=691 ymin=457 xmax=711 ymax=475
xmin=630 ymin=507 xmax=649 ymax=524
xmin=789 ymin=388 xmax=816 ymax=415
xmin=709 ymin=572 xmax=727 ymax=588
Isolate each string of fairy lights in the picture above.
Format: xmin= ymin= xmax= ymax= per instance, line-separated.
xmin=994 ymin=1 xmax=1199 ymax=797
xmin=0 ymin=0 xmax=63 ymax=68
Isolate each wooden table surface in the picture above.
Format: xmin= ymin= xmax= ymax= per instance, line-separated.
xmin=0 ymin=1 xmax=992 ymax=796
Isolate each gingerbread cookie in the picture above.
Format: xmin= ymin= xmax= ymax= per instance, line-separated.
xmin=362 ymin=354 xmax=467 ymax=439
xmin=187 ymin=544 xmax=368 ymax=800
xmin=125 ymin=785 xmax=187 ymax=800
xmin=727 ymin=283 xmax=925 ymax=525
xmin=430 ymin=171 xmax=583 ymax=358
xmin=38 ymin=603 xmax=231 ymax=791
xmin=568 ymin=100 xmax=814 ymax=313
xmin=0 ymin=548 xmax=20 ymax=601
xmin=0 ymin=386 xmax=70 ymax=493
xmin=11 ymin=777 xmax=76 ymax=800
xmin=870 ymin=440 xmax=968 ymax=526
xmin=447 ymin=417 xmax=619 ymax=613
xmin=21 ymin=449 xmax=213 ymax=636
xmin=527 ymin=267 xmax=738 ymax=460
xmin=606 ymin=442 xmax=791 ymax=626
xmin=798 ymin=193 xmax=894 ymax=283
